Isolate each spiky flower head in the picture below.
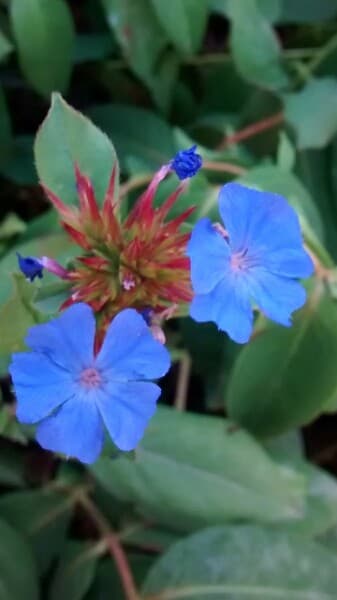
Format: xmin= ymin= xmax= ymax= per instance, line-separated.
xmin=43 ymin=159 xmax=199 ymax=342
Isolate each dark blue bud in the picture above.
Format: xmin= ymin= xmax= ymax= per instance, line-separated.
xmin=16 ymin=253 xmax=44 ymax=282
xmin=171 ymin=145 xmax=202 ymax=180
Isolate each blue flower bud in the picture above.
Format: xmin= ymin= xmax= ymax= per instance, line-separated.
xmin=16 ymin=253 xmax=43 ymax=282
xmin=171 ymin=146 xmax=202 ymax=180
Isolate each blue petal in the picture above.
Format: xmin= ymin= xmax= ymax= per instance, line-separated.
xmin=36 ymin=394 xmax=103 ymax=464
xmin=218 ymin=183 xmax=306 ymax=257
xmin=187 ymin=218 xmax=230 ymax=294
xmin=263 ymin=247 xmax=314 ymax=279
xmin=96 ymin=309 xmax=170 ymax=380
xmin=190 ymin=276 xmax=253 ymax=343
xmin=247 ymin=268 xmax=307 ymax=326
xmin=25 ymin=303 xmax=96 ymax=372
xmin=97 ymin=381 xmax=160 ymax=451
xmin=9 ymin=352 xmax=74 ymax=423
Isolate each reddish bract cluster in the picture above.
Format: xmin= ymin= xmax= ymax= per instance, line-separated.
xmin=43 ymin=164 xmax=194 ymax=338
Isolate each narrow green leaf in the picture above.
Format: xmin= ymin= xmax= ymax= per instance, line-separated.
xmin=49 ymin=541 xmax=100 ymax=600
xmin=101 ymin=0 xmax=178 ymax=112
xmin=11 ymin=0 xmax=74 ymax=96
xmin=0 ymin=29 xmax=13 ymax=61
xmin=227 ymin=0 xmax=288 ymax=90
xmin=93 ymin=407 xmax=306 ymax=532
xmin=150 ymin=0 xmax=208 ymax=54
xmin=34 ymin=93 xmax=119 ymax=206
xmin=143 ymin=525 xmax=337 ymax=599
xmin=0 ymin=274 xmax=42 ymax=356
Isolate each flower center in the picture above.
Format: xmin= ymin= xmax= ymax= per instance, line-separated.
xmin=230 ymin=250 xmax=249 ymax=272
xmin=80 ymin=367 xmax=102 ymax=388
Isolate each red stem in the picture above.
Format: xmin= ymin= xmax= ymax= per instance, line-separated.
xmin=218 ymin=111 xmax=284 ymax=149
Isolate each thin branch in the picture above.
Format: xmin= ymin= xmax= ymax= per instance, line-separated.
xmin=119 ymin=173 xmax=153 ymax=199
xmin=174 ymin=352 xmax=192 ymax=412
xmin=218 ymin=112 xmax=284 ymax=150
xmin=78 ymin=492 xmax=140 ymax=600
xmin=203 ymin=160 xmax=247 ymax=176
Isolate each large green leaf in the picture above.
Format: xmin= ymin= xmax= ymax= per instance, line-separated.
xmin=10 ymin=0 xmax=74 ymax=96
xmin=227 ymin=0 xmax=288 ymax=90
xmin=285 ymin=79 xmax=337 ymax=150
xmin=0 ymin=518 xmax=39 ymax=600
xmin=142 ymin=525 xmax=337 ymax=599
xmin=227 ymin=288 xmax=337 ymax=437
xmin=0 ymin=489 xmax=72 ymax=575
xmin=34 ymin=93 xmax=119 ymax=206
xmin=88 ymin=104 xmax=176 ymax=172
xmin=101 ymin=0 xmax=178 ymax=112
xmin=92 ymin=407 xmax=305 ymax=532
xmin=150 ymin=0 xmax=208 ymax=54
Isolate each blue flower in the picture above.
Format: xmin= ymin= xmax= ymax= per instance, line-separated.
xmin=171 ymin=146 xmax=202 ymax=180
xmin=17 ymin=253 xmax=43 ymax=281
xmin=187 ymin=183 xmax=314 ymax=344
xmin=10 ymin=304 xmax=170 ymax=464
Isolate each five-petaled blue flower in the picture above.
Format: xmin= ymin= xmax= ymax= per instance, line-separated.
xmin=10 ymin=304 xmax=170 ymax=464
xmin=187 ymin=183 xmax=314 ymax=344
xmin=17 ymin=253 xmax=43 ymax=281
xmin=171 ymin=146 xmax=202 ymax=180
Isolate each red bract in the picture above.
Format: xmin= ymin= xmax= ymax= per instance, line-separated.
xmin=43 ymin=164 xmax=194 ymax=337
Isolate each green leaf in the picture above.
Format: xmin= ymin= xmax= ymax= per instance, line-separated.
xmin=49 ymin=541 xmax=100 ymax=600
xmin=0 ymin=274 xmax=42 ymax=356
xmin=227 ymin=288 xmax=337 ymax=438
xmin=88 ymin=104 xmax=176 ymax=172
xmin=101 ymin=0 xmax=178 ymax=112
xmin=150 ymin=0 xmax=208 ymax=55
xmin=277 ymin=132 xmax=296 ymax=172
xmin=87 ymin=554 xmax=155 ymax=600
xmin=143 ymin=525 xmax=337 ymax=599
xmin=227 ymin=0 xmax=288 ymax=90
xmin=0 ymin=213 xmax=26 ymax=242
xmin=211 ymin=0 xmax=281 ymax=22
xmin=0 ymin=405 xmax=27 ymax=443
xmin=286 ymin=462 xmax=337 ymax=538
xmin=280 ymin=0 xmax=337 ymax=22
xmin=0 ymin=29 xmax=13 ymax=61
xmin=10 ymin=0 xmax=74 ymax=97
xmin=285 ymin=78 xmax=337 ymax=150
xmin=92 ymin=407 xmax=305 ymax=532
xmin=34 ymin=93 xmax=119 ymax=206
xmin=0 ymin=86 xmax=12 ymax=167
xmin=0 ymin=518 xmax=39 ymax=600
xmin=0 ymin=489 xmax=72 ymax=574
